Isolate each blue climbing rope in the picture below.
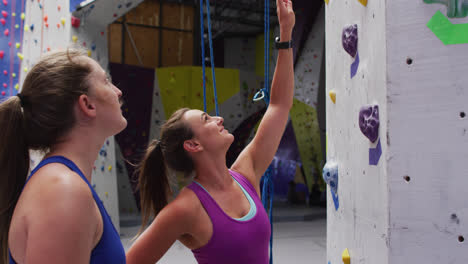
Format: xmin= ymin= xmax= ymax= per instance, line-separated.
xmin=200 ymin=0 xmax=219 ymax=116
xmin=200 ymin=0 xmax=207 ymax=112
xmin=255 ymin=0 xmax=275 ymax=263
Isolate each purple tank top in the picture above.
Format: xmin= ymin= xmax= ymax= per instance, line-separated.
xmin=187 ymin=170 xmax=271 ymax=264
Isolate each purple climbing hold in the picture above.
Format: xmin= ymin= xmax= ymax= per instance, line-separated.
xmin=342 ymin=24 xmax=358 ymax=58
xmin=359 ymin=104 xmax=380 ymax=143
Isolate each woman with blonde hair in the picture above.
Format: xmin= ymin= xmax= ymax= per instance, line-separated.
xmin=1 ymin=50 xmax=127 ymax=263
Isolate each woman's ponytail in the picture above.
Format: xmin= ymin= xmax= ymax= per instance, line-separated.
xmin=0 ymin=96 xmax=30 ymax=263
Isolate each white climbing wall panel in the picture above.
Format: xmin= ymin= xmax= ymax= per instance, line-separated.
xmin=387 ymin=1 xmax=468 ymax=263
xmin=325 ymin=0 xmax=389 ymax=264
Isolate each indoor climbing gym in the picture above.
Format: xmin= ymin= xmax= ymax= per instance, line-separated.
xmin=0 ymin=0 xmax=466 ymax=263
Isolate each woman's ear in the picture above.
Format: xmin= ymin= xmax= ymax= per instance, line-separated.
xmin=183 ymin=139 xmax=203 ymax=153
xmin=77 ymin=94 xmax=97 ymax=118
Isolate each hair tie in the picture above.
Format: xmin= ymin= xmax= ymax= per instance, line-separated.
xmin=17 ymin=93 xmax=27 ymax=107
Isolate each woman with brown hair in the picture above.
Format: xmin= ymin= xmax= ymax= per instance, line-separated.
xmin=0 ymin=50 xmax=127 ymax=263
xmin=126 ymin=0 xmax=295 ymax=263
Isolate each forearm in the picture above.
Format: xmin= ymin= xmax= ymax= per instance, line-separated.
xmin=269 ymin=28 xmax=294 ymax=110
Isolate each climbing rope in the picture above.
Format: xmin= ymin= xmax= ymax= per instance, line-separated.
xmin=200 ymin=0 xmax=219 ymax=116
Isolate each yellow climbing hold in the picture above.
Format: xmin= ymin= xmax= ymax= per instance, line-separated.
xmin=23 ymin=67 xmax=28 ymax=72
xmin=61 ymin=17 xmax=66 ymax=25
xmin=342 ymin=248 xmax=350 ymax=264
xmin=105 ymin=192 xmax=109 ymax=197
xmin=20 ymin=13 xmax=24 ymax=20
xmin=72 ymin=35 xmax=78 ymax=43
xmin=15 ymin=43 xmax=20 ymax=49
xmin=357 ymin=0 xmax=367 ymax=6
xmin=17 ymin=53 xmax=23 ymax=60
xmin=12 ymin=12 xmax=15 ymax=17
xmin=24 ymin=24 xmax=29 ymax=31
xmin=12 ymin=73 xmax=16 ymax=77
xmin=14 ymin=24 xmax=18 ymax=29
xmin=87 ymin=50 xmax=91 ymax=57
xmin=14 ymin=84 xmax=18 ymax=90
xmin=325 ymin=0 xmax=329 ymax=4
xmin=329 ymin=90 xmax=336 ymax=104
xmin=108 ymin=165 xmax=112 ymax=171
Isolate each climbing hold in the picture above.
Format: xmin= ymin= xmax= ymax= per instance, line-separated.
xmin=72 ymin=35 xmax=78 ymax=43
xmin=4 ymin=28 xmax=8 ymax=36
xmin=357 ymin=0 xmax=367 ymax=6
xmin=23 ymin=67 xmax=28 ymax=72
xmin=0 ymin=18 xmax=5 ymax=25
xmin=1 ymin=91 xmax=5 ymax=96
xmin=24 ymin=24 xmax=29 ymax=31
xmin=329 ymin=90 xmax=336 ymax=104
xmin=8 ymin=42 xmax=11 ymax=47
xmin=359 ymin=104 xmax=379 ymax=142
xmin=47 ymin=46 xmax=50 ymax=51
xmin=15 ymin=43 xmax=20 ymax=49
xmin=427 ymin=11 xmax=468 ymax=45
xmin=14 ymin=24 xmax=18 ymax=29
xmin=56 ymin=23 xmax=60 ymax=28
xmin=351 ymin=52 xmax=360 ymax=78
xmin=57 ymin=5 xmax=61 ymax=11
xmin=105 ymin=192 xmax=108 ymax=197
xmin=3 ymin=83 xmax=6 ymax=88
xmin=30 ymin=24 xmax=34 ymax=31
xmin=3 ymin=70 xmax=6 ymax=75
xmin=45 ymin=23 xmax=49 ymax=28
xmin=11 ymin=73 xmax=15 ymax=77
xmin=0 ymin=51 xmax=4 ymax=59
xmin=83 ymin=42 xmax=86 ymax=47
xmin=325 ymin=0 xmax=329 ymax=4
xmin=1 ymin=11 xmax=8 ymax=18
xmin=14 ymin=84 xmax=18 ymax=90
xmin=87 ymin=50 xmax=91 ymax=57
xmin=101 ymin=31 xmax=104 ymax=36
xmin=11 ymin=12 xmax=14 ymax=17
xmin=2 ymin=0 xmax=7 ymax=6
xmin=424 ymin=0 xmax=468 ymax=18
xmin=91 ymin=44 xmax=96 ymax=51
xmin=61 ymin=17 xmax=66 ymax=25
xmin=20 ymin=13 xmax=24 ymax=20
xmin=43 ymin=14 xmax=48 ymax=22
xmin=323 ymin=161 xmax=339 ymax=210
xmin=342 ymin=248 xmax=350 ymax=264
xmin=108 ymin=165 xmax=112 ymax=171
xmin=72 ymin=16 xmax=81 ymax=28
xmin=342 ymin=24 xmax=358 ymax=58
xmin=17 ymin=53 xmax=23 ymax=60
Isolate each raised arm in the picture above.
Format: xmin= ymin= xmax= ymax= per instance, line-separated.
xmin=232 ymin=0 xmax=295 ymax=185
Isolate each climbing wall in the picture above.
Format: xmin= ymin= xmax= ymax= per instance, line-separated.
xmin=386 ymin=0 xmax=468 ymax=262
xmin=325 ymin=0 xmax=389 ymax=263
xmin=326 ymin=0 xmax=468 ymax=263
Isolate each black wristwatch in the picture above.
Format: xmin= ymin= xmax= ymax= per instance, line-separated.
xmin=275 ymin=37 xmax=293 ymax=49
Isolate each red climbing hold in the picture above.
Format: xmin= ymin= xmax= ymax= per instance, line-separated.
xmin=3 ymin=70 xmax=7 ymax=75
xmin=56 ymin=23 xmax=60 ymax=28
xmin=3 ymin=83 xmax=7 ymax=88
xmin=1 ymin=91 xmax=5 ymax=96
xmin=71 ymin=16 xmax=80 ymax=28
xmin=2 ymin=0 xmax=7 ymax=6
xmin=1 ymin=11 xmax=7 ymax=18
xmin=0 ymin=51 xmax=4 ymax=59
xmin=0 ymin=18 xmax=5 ymax=25
xmin=7 ymin=42 xmax=10 ymax=46
xmin=44 ymin=14 xmax=48 ymax=22
xmin=57 ymin=5 xmax=61 ymax=11
xmin=45 ymin=22 xmax=48 ymax=28
xmin=101 ymin=31 xmax=104 ymax=36
xmin=4 ymin=29 xmax=8 ymax=36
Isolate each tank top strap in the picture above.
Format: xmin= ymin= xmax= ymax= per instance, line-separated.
xmin=228 ymin=169 xmax=259 ymax=199
xmin=187 ymin=182 xmax=225 ymax=220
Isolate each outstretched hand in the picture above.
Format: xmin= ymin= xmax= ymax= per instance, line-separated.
xmin=276 ymin=0 xmax=295 ymax=35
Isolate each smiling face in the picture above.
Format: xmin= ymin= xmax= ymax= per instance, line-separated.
xmin=182 ymin=109 xmax=234 ymax=154
xmin=85 ymin=57 xmax=127 ymax=136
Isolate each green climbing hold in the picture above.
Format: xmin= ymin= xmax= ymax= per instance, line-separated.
xmin=424 ymin=0 xmax=468 ymax=18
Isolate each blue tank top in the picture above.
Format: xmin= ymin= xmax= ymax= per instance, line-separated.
xmin=8 ymin=156 xmax=126 ymax=264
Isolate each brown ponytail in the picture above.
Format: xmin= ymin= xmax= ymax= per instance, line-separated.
xmin=0 ymin=96 xmax=29 ymax=263
xmin=0 ymin=49 xmax=92 ymax=263
xmin=136 ymin=108 xmax=195 ymax=235
xmin=137 ymin=140 xmax=171 ymax=235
